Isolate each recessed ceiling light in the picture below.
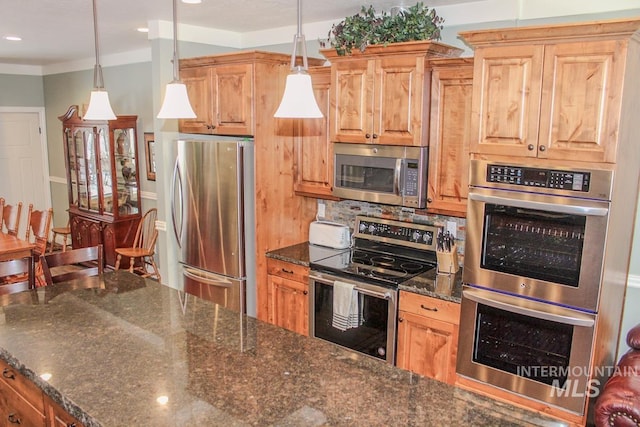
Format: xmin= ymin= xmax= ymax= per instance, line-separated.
xmin=4 ymin=35 xmax=22 ymax=41
xmin=137 ymin=27 xmax=149 ymax=33
xmin=181 ymin=0 xmax=202 ymax=3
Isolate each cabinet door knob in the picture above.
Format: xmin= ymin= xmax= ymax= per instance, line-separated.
xmin=372 ymin=134 xmax=378 ymax=139
xmin=2 ymin=368 xmax=15 ymax=380
xmin=303 ymin=290 xmax=308 ymax=295
xmin=539 ymin=145 xmax=546 ymax=152
xmin=527 ymin=144 xmax=535 ymax=151
xmin=8 ymin=413 xmax=21 ymax=424
xmin=281 ymin=268 xmax=294 ymax=274
xmin=420 ymin=304 xmax=438 ymax=312
xmin=398 ymin=317 xmax=404 ymax=322
xmin=365 ymin=133 xmax=371 ymax=139
xmin=427 ymin=198 xmax=433 ymax=203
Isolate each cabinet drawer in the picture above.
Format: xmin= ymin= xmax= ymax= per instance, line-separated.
xmin=399 ymin=291 xmax=460 ymax=325
xmin=267 ymin=259 xmax=309 ymax=283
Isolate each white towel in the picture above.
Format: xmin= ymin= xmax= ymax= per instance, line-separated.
xmin=332 ymin=281 xmax=360 ymax=331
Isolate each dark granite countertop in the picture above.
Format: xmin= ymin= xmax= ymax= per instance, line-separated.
xmin=266 ymin=243 xmax=463 ymax=303
xmin=0 ymin=271 xmax=568 ymax=426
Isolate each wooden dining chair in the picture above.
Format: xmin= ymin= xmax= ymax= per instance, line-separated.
xmin=115 ymin=208 xmax=160 ymax=281
xmin=0 ymin=256 xmax=34 ymax=295
xmin=25 ymin=205 xmax=53 ymax=286
xmin=49 ymin=219 xmax=72 ymax=253
xmin=1 ymin=199 xmax=23 ymax=237
xmin=41 ymin=245 xmax=104 ymax=286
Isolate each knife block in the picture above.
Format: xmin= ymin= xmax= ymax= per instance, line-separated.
xmin=436 ymin=244 xmax=459 ymax=274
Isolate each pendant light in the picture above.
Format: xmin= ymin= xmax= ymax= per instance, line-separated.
xmin=84 ymin=0 xmax=116 ymax=121
xmin=157 ymin=0 xmax=196 ymax=119
xmin=274 ymin=0 xmax=323 ymax=118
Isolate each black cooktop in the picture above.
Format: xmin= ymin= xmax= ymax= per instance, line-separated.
xmin=310 ymin=239 xmax=437 ymax=287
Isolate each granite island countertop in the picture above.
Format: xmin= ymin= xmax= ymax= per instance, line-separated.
xmin=266 ymin=242 xmax=463 ymax=303
xmin=0 ymin=271 xmax=568 ymax=426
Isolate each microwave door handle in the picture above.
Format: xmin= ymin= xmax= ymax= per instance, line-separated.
xmin=394 ymin=159 xmax=402 ymax=196
xmin=463 ymin=288 xmax=595 ymax=327
xmin=468 ymin=193 xmax=609 ymax=217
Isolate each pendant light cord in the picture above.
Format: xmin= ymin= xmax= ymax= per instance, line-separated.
xmin=290 ymin=0 xmax=308 ymax=71
xmin=91 ymin=0 xmax=104 ymax=90
xmin=171 ymin=0 xmax=180 ymax=83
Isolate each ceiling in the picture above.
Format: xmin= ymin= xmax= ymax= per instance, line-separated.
xmin=0 ymin=0 xmax=476 ymax=67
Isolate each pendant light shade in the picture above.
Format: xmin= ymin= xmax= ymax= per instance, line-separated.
xmin=84 ymin=0 xmax=116 ymax=121
xmin=274 ymin=0 xmax=322 ymax=119
xmin=157 ymin=0 xmax=196 ymax=119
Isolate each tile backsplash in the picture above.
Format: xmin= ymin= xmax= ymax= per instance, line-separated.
xmin=317 ymin=199 xmax=466 ymax=264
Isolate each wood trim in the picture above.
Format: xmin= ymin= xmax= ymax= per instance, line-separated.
xmin=320 ymin=40 xmax=463 ymax=61
xmin=181 ymin=50 xmax=325 ymax=68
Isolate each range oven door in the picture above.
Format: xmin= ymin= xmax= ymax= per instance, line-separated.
xmin=464 ymin=186 xmax=609 ymax=312
xmin=457 ymin=286 xmax=596 ymax=415
xmin=309 ymin=272 xmax=397 ymax=364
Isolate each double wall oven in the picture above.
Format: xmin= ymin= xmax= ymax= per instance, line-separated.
xmin=458 ymin=158 xmax=614 ymax=415
xmin=309 ymin=216 xmax=438 ymax=364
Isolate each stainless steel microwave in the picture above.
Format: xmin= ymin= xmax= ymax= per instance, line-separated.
xmin=333 ymin=143 xmax=428 ymax=208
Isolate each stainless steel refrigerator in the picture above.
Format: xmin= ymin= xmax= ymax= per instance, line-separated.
xmin=171 ymin=138 xmax=256 ymax=316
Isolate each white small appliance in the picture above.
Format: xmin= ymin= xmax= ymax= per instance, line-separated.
xmin=309 ymin=220 xmax=351 ymax=249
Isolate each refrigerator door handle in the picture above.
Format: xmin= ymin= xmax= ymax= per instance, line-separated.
xmin=171 ymin=157 xmax=183 ymax=248
xmin=183 ymin=267 xmax=234 ymax=288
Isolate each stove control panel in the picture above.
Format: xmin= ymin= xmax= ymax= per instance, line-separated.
xmin=486 ymin=164 xmax=591 ymax=192
xmin=354 ymin=216 xmax=439 ymax=251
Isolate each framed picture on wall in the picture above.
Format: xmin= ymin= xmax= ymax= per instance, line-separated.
xmin=144 ymin=132 xmax=156 ymax=181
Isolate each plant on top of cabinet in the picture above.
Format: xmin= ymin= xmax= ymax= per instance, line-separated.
xmin=324 ymin=3 xmax=445 ymax=56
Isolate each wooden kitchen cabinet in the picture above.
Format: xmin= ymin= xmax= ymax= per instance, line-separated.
xmin=267 ymin=258 xmax=309 ymax=336
xmin=396 ymin=291 xmax=460 ymax=385
xmin=427 ymin=58 xmax=473 ymax=217
xmin=44 ymin=394 xmax=85 ymax=427
xmin=0 ymin=359 xmax=46 ymax=426
xmin=59 ymin=105 xmax=140 ymax=268
xmin=293 ymin=66 xmax=338 ymax=200
xmin=179 ymin=62 xmax=254 ymax=136
xmin=461 ymin=21 xmax=638 ymax=163
xmin=320 ymin=41 xmax=462 ymax=146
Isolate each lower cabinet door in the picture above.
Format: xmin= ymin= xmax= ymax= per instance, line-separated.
xmin=0 ymin=383 xmax=45 ymax=427
xmin=396 ymin=310 xmax=459 ymax=384
xmin=267 ymin=274 xmax=309 ymax=336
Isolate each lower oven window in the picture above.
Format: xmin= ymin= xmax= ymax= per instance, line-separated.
xmin=313 ymin=281 xmax=390 ymax=361
xmin=481 ymin=204 xmax=586 ymax=287
xmin=474 ymin=303 xmax=573 ymax=387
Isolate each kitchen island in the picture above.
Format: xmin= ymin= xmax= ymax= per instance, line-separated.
xmin=0 ymin=271 xmax=566 ymax=426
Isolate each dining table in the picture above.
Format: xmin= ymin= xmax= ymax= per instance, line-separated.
xmin=0 ymin=232 xmax=35 ymax=262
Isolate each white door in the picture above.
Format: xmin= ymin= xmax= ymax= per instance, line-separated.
xmin=0 ymin=109 xmax=50 ymax=238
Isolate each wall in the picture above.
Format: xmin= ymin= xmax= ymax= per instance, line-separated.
xmin=0 ymin=74 xmax=44 ymax=107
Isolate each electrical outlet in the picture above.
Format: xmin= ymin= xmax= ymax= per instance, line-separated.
xmin=446 ymin=221 xmax=457 ymax=239
xmin=317 ymin=202 xmax=326 ymax=219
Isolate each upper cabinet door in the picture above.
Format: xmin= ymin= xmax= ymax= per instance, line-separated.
xmin=179 ymin=66 xmax=215 ymax=134
xmin=469 ymin=45 xmax=544 ymax=158
xmin=331 ymin=59 xmax=374 ymax=144
xmin=212 ymin=63 xmax=254 ymax=136
xmin=375 ymin=55 xmax=427 ymax=146
xmin=539 ymin=40 xmax=623 ymax=163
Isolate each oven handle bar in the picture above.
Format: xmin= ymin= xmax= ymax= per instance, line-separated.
xmin=463 ymin=288 xmax=595 ymax=327
xmin=468 ymin=193 xmax=609 ymax=217
xmin=309 ymin=273 xmax=392 ymax=300
xmin=354 ymin=286 xmax=392 ymax=300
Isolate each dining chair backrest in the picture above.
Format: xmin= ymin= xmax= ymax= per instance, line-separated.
xmin=41 ymin=245 xmax=104 ymax=286
xmin=25 ymin=205 xmax=52 ymax=257
xmin=1 ymin=199 xmax=23 ymax=237
xmin=134 ymin=208 xmax=158 ymax=252
xmin=0 ymin=257 xmax=34 ymax=295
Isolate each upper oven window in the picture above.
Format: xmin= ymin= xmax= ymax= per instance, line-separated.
xmin=481 ymin=204 xmax=586 ymax=287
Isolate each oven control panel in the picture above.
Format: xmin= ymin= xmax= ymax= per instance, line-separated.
xmin=354 ymin=216 xmax=438 ymax=251
xmin=486 ymin=164 xmax=591 ymax=192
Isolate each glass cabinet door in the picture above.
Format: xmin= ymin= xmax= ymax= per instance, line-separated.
xmin=113 ymin=127 xmax=140 ymax=216
xmin=74 ymin=129 xmax=90 ymax=210
xmin=65 ymin=129 xmax=79 ymax=207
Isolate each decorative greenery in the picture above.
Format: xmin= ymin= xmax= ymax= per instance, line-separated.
xmin=324 ymin=3 xmax=445 ymax=56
